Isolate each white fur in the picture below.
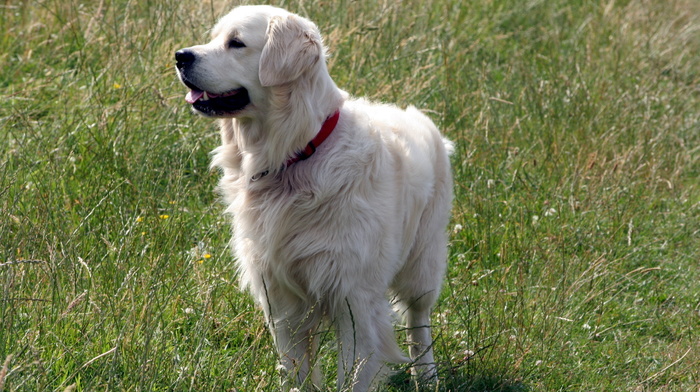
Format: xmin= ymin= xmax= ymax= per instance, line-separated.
xmin=177 ymin=5 xmax=453 ymax=391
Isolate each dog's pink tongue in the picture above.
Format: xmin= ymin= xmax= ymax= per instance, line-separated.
xmin=186 ymin=90 xmax=204 ymax=104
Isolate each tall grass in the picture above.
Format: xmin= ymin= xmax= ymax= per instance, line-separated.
xmin=1 ymin=0 xmax=698 ymax=391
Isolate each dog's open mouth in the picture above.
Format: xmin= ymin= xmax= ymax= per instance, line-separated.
xmin=185 ymin=87 xmax=250 ymax=117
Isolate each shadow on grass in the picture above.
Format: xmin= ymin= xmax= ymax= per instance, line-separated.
xmin=387 ymin=365 xmax=528 ymax=392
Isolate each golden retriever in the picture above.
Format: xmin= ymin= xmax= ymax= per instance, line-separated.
xmin=175 ymin=5 xmax=453 ymax=391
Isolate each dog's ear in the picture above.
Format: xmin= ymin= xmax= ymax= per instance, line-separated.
xmin=259 ymin=14 xmax=322 ymax=87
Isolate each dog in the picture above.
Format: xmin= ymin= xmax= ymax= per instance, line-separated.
xmin=175 ymin=5 xmax=453 ymax=391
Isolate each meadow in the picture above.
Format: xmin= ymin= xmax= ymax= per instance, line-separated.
xmin=1 ymin=0 xmax=698 ymax=390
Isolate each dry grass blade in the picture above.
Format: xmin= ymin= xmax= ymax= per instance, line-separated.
xmin=0 ymin=355 xmax=13 ymax=392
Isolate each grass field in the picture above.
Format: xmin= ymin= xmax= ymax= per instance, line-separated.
xmin=1 ymin=0 xmax=699 ymax=391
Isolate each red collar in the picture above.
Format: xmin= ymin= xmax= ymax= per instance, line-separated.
xmin=250 ymin=110 xmax=340 ymax=182
xmin=286 ymin=110 xmax=340 ymax=167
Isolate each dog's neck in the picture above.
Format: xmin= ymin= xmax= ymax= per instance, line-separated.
xmin=222 ymin=73 xmax=345 ymax=181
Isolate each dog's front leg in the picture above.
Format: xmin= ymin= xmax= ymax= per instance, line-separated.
xmin=335 ymin=315 xmax=380 ymax=392
xmin=273 ymin=318 xmax=321 ymax=391
xmin=335 ymin=296 xmax=403 ymax=392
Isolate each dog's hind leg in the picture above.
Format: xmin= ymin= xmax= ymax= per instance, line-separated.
xmin=403 ymin=296 xmax=438 ymax=379
xmin=392 ymin=231 xmax=448 ymax=380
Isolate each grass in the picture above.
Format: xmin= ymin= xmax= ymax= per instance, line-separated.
xmin=1 ymin=0 xmax=698 ymax=390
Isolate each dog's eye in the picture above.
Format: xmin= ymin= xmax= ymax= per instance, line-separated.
xmin=228 ymin=38 xmax=246 ymax=49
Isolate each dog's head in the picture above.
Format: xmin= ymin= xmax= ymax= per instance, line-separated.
xmin=175 ymin=5 xmax=324 ymax=118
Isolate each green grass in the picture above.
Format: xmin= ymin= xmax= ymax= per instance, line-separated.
xmin=1 ymin=0 xmax=698 ymax=391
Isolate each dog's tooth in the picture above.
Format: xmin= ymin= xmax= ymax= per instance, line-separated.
xmin=202 ymin=91 xmax=209 ymax=101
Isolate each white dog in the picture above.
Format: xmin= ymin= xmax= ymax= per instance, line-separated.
xmin=175 ymin=5 xmax=453 ymax=391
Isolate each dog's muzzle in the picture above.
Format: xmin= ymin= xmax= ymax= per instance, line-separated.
xmin=175 ymin=49 xmax=251 ymax=117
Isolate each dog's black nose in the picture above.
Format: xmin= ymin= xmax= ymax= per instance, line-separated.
xmin=175 ymin=49 xmax=196 ymax=68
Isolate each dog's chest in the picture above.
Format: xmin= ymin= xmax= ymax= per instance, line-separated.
xmin=231 ymin=168 xmax=405 ymax=297
xmin=236 ymin=180 xmax=333 ymax=262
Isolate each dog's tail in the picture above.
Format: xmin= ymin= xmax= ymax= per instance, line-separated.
xmin=442 ymin=138 xmax=455 ymax=156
